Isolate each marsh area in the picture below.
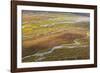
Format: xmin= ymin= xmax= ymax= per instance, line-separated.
xmin=22 ymin=11 xmax=90 ymax=62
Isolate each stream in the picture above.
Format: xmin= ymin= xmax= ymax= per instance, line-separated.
xmin=22 ymin=42 xmax=88 ymax=61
